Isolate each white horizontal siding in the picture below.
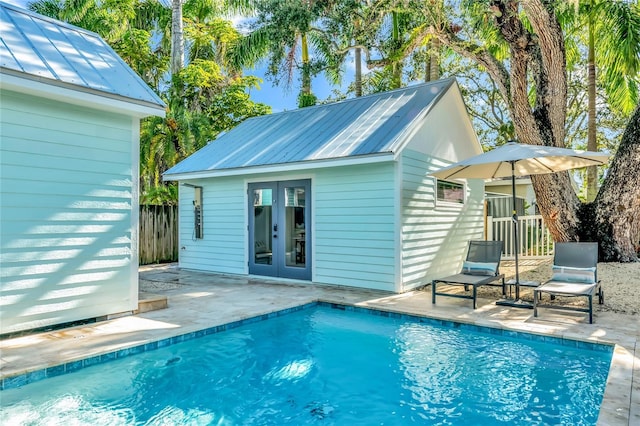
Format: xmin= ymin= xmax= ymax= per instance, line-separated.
xmin=178 ymin=177 xmax=246 ymax=273
xmin=313 ymin=163 xmax=397 ymax=291
xmin=400 ymin=149 xmax=485 ymax=291
xmin=0 ymin=90 xmax=138 ymax=334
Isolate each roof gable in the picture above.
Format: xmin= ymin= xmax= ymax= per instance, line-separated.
xmin=165 ymin=79 xmax=456 ymax=178
xmin=0 ymin=1 xmax=164 ymax=110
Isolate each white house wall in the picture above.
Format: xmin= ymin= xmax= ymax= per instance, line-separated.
xmin=313 ymin=163 xmax=397 ymax=291
xmin=0 ymin=90 xmax=139 ymax=334
xmin=399 ymin=84 xmax=485 ymax=292
xmin=178 ymin=163 xmax=398 ymax=291
xmin=400 ymin=149 xmax=485 ymax=291
xmin=177 ymin=177 xmax=246 ymax=273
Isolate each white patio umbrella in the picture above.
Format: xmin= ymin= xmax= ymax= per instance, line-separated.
xmin=430 ymin=142 xmax=609 ymax=308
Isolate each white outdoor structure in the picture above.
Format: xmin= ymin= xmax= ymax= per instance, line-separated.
xmin=0 ymin=3 xmax=165 ymax=334
xmin=165 ymin=79 xmax=485 ymax=293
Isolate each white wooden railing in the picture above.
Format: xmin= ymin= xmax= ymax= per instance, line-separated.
xmin=486 ymin=215 xmax=553 ymax=259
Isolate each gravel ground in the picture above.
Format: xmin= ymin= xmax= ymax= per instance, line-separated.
xmin=482 ymin=259 xmax=640 ymax=315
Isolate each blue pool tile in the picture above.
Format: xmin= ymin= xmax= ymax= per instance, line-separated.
xmin=144 ymin=341 xmax=159 ymax=351
xmin=83 ymin=355 xmax=102 ymax=367
xmin=45 ymin=364 xmax=65 ymax=378
xmin=100 ymin=352 xmax=116 ymax=363
xmin=66 ymin=360 xmax=83 ymax=373
xmin=170 ymin=334 xmax=185 ymax=344
xmin=157 ymin=338 xmax=172 ymax=348
xmin=2 ymin=374 xmax=27 ymax=390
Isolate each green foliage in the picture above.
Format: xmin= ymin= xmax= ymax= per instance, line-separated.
xmin=140 ymin=183 xmax=179 ymax=206
xmin=112 ymin=28 xmax=169 ymax=91
xmin=297 ymin=92 xmax=318 ymax=108
xmin=31 ymin=0 xmax=272 ymax=206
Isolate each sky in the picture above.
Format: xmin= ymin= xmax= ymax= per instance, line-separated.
xmin=6 ymin=0 xmax=355 ymax=113
xmin=244 ymin=60 xmax=357 ymax=112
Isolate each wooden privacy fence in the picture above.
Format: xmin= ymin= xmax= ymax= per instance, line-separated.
xmin=139 ymin=205 xmax=178 ymax=265
xmin=487 ymin=215 xmax=553 ymax=259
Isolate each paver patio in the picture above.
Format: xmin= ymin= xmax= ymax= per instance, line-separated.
xmin=1 ymin=264 xmax=638 ymax=425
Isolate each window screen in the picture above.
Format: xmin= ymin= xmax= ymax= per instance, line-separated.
xmin=437 ymin=180 xmax=465 ymax=204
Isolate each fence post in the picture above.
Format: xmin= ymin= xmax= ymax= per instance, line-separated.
xmin=486 ymin=215 xmax=493 ymax=242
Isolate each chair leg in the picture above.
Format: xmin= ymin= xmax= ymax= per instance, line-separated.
xmin=501 ymin=278 xmax=506 ymax=296
xmin=432 ymin=281 xmax=436 ymax=304
xmin=588 ymin=295 xmax=593 ymax=324
xmin=472 ymin=286 xmax=477 ymax=309
xmin=533 ymin=290 xmax=539 ymax=318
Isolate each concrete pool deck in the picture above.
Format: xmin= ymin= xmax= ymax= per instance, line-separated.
xmin=1 ymin=263 xmax=638 ymax=425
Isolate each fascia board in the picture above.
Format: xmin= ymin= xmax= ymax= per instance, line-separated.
xmin=163 ymin=152 xmax=396 ymax=181
xmin=0 ymin=71 xmax=166 ymax=118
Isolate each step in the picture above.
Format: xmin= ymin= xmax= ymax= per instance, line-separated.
xmin=136 ymin=292 xmax=168 ymax=314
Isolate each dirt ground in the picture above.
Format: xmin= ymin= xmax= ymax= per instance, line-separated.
xmin=480 ymin=259 xmax=640 ymax=315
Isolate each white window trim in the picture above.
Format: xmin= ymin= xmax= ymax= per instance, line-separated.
xmin=435 ymin=178 xmax=466 ymax=207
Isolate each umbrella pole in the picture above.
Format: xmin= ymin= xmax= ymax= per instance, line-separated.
xmin=495 ymin=161 xmax=532 ymax=308
xmin=511 ymin=163 xmax=520 ymax=300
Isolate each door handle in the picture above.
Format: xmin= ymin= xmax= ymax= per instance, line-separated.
xmin=273 ymin=224 xmax=278 ymax=232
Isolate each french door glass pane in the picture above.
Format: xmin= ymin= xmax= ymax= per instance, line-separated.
xmin=284 ymin=186 xmax=306 ymax=268
xmin=253 ymin=189 xmax=272 ymax=265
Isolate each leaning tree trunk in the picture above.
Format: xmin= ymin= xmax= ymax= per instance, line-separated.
xmin=496 ymin=0 xmax=582 ymax=242
xmin=590 ymin=104 xmax=640 ymax=262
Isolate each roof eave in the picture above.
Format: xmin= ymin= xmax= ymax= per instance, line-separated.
xmin=0 ymin=69 xmax=166 ymax=118
xmin=163 ymin=152 xmax=396 ymax=181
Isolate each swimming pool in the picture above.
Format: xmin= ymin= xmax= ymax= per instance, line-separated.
xmin=1 ymin=304 xmax=612 ymax=425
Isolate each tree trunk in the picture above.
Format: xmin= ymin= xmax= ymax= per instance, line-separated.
xmin=355 ymin=47 xmax=362 ymax=97
xmin=298 ymin=32 xmax=316 ymax=107
xmin=171 ymin=0 xmax=184 ymax=75
xmin=391 ymin=11 xmax=402 ymax=89
xmin=586 ymin=3 xmax=598 ymax=201
xmin=532 ymin=172 xmax=581 ymax=242
xmin=301 ymin=32 xmax=311 ymax=96
xmin=591 ymin=104 xmax=640 ymax=262
xmin=429 ymin=37 xmax=440 ymax=81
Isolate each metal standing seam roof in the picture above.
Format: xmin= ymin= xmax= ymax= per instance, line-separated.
xmin=0 ymin=1 xmax=165 ymax=109
xmin=164 ymin=78 xmax=455 ymax=177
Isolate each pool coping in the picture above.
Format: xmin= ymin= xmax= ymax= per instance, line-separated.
xmin=0 ymin=300 xmax=614 ymax=391
xmin=0 ymin=268 xmax=636 ymax=425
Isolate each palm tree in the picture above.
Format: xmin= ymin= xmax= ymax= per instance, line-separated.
xmin=574 ymin=0 xmax=640 ymax=201
xmin=29 ymin=0 xmax=135 ymax=42
xmin=230 ymin=0 xmax=337 ymax=108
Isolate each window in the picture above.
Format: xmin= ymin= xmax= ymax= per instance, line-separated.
xmin=437 ymin=180 xmax=465 ymax=204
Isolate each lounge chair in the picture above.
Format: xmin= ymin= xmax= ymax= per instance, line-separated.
xmin=533 ymin=242 xmax=603 ymax=324
xmin=431 ymin=240 xmax=506 ymax=309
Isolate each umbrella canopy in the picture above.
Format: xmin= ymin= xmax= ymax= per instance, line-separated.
xmin=430 ymin=141 xmax=609 ymax=308
xmin=430 ymin=142 xmax=609 ymax=180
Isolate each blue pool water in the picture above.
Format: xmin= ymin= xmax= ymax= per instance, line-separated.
xmin=1 ymin=305 xmax=612 ymax=425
